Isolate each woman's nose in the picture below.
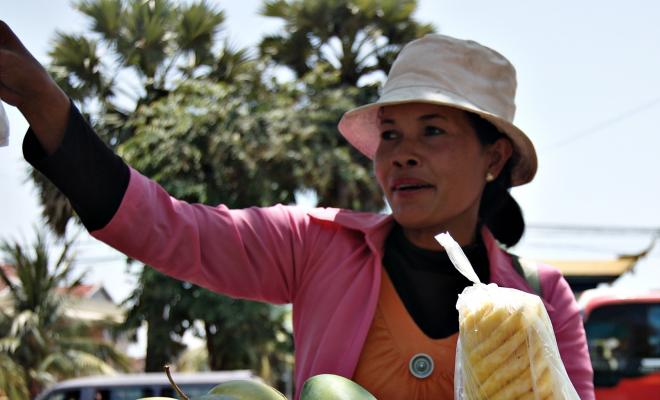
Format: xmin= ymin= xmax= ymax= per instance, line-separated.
xmin=393 ymin=156 xmax=419 ymax=168
xmin=392 ymin=141 xmax=421 ymax=167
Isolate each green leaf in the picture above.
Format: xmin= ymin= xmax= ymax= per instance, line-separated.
xmin=75 ymin=0 xmax=124 ymax=40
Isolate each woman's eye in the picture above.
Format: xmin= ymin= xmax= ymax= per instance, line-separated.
xmin=380 ymin=130 xmax=398 ymax=140
xmin=425 ymin=126 xmax=447 ymax=136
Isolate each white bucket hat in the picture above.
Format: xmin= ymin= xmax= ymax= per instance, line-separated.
xmin=337 ymin=34 xmax=537 ymax=186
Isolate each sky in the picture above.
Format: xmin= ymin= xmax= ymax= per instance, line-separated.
xmin=2 ymin=1 xmax=660 ymax=307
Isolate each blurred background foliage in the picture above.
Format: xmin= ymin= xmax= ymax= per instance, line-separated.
xmin=0 ymin=230 xmax=131 ymax=398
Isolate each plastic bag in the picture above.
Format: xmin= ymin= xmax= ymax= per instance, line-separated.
xmin=0 ymin=101 xmax=9 ymax=147
xmin=435 ymin=233 xmax=579 ymax=400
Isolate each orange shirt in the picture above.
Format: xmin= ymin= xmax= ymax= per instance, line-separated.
xmin=353 ymin=269 xmax=458 ymax=399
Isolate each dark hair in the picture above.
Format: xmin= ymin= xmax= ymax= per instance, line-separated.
xmin=466 ymin=112 xmax=525 ymax=247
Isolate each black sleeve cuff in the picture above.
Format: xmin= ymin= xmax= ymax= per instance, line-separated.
xmin=23 ymin=100 xmax=130 ymax=232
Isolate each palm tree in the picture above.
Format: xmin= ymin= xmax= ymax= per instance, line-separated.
xmin=259 ymin=0 xmax=435 ymax=86
xmin=33 ymin=0 xmax=251 ymax=237
xmin=0 ymin=230 xmax=130 ymax=398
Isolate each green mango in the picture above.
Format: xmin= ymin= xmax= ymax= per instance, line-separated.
xmin=300 ymin=374 xmax=376 ymax=400
xmin=206 ymin=379 xmax=287 ymax=400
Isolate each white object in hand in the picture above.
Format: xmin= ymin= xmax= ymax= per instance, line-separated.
xmin=0 ymin=102 xmax=9 ymax=147
xmin=434 ymin=232 xmax=482 ymax=284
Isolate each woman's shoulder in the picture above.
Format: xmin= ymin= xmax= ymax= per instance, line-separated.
xmin=519 ymin=258 xmax=578 ymax=314
xmin=499 ymin=251 xmax=574 ymax=305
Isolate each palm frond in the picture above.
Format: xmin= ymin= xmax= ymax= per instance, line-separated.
xmin=76 ymin=0 xmax=125 ymax=40
xmin=259 ymin=0 xmax=291 ymax=18
xmin=118 ymin=0 xmax=175 ymax=79
xmin=0 ymin=353 xmax=29 ymax=400
xmin=40 ymin=350 xmax=118 ymax=378
xmin=2 ymin=229 xmax=83 ymax=319
xmin=48 ymin=32 xmax=109 ymax=102
xmin=0 ymin=337 xmax=19 ymax=353
xmin=9 ymin=310 xmax=42 ymax=343
xmin=206 ymin=41 xmax=254 ymax=83
xmin=26 ymin=168 xmax=75 ymax=237
xmin=175 ymin=0 xmax=225 ymax=68
xmin=59 ymin=337 xmax=132 ymax=371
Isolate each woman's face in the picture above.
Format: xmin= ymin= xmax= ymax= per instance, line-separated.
xmin=374 ymin=103 xmax=510 ymax=246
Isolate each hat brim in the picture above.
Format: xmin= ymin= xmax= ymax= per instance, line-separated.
xmin=337 ymin=88 xmax=537 ymax=187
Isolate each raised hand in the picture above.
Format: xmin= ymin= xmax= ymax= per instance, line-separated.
xmin=0 ymin=20 xmax=70 ymax=154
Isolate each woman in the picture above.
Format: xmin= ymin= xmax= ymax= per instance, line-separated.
xmin=0 ymin=21 xmax=593 ymax=399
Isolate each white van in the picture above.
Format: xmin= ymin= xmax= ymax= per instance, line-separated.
xmin=34 ymin=370 xmax=260 ymax=400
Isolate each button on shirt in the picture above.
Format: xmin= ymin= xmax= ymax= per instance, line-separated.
xmin=353 ymin=267 xmax=458 ymax=399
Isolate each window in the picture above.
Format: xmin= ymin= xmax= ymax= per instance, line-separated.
xmin=91 ymin=387 xmax=153 ymax=400
xmin=585 ymin=302 xmax=660 ymax=379
xmin=42 ymin=389 xmax=80 ymax=400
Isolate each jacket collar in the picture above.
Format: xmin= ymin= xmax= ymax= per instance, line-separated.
xmin=307 ymin=208 xmax=393 ymax=256
xmin=308 ymin=208 xmax=504 ymax=265
xmin=308 ymin=207 xmax=391 ymax=231
xmin=308 ymin=208 xmax=549 ymax=309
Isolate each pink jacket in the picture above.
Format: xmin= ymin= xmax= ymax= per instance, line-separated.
xmin=93 ymin=168 xmax=594 ymax=399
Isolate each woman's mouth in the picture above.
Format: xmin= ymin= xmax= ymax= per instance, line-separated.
xmin=391 ymin=179 xmax=435 ymax=195
xmin=393 ymin=183 xmax=434 ymax=191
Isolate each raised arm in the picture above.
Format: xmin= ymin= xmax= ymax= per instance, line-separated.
xmin=1 ymin=20 xmax=310 ymax=304
xmin=0 ymin=21 xmax=70 ymax=154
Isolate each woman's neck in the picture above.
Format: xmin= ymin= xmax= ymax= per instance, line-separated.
xmin=401 ymin=216 xmax=479 ymax=250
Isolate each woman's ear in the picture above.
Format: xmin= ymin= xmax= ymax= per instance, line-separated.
xmin=486 ymin=138 xmax=513 ymax=179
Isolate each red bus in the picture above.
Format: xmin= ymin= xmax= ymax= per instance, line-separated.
xmin=579 ymin=289 xmax=660 ymax=399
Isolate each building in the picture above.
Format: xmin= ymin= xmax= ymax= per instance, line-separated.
xmin=544 ymin=257 xmax=638 ymax=293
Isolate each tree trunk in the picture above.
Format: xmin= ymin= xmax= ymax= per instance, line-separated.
xmin=144 ymin=315 xmax=184 ymax=372
xmin=205 ymin=322 xmax=223 ymax=370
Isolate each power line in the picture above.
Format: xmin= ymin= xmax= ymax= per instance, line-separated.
xmin=527 ymin=224 xmax=660 ymax=235
xmin=541 ymin=96 xmax=660 ymax=154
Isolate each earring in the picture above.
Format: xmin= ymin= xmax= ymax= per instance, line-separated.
xmin=486 ymin=172 xmax=495 ymax=182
